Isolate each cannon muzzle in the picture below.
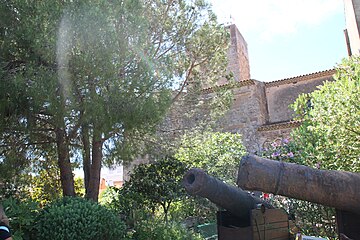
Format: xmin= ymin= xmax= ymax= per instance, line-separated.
xmin=183 ymin=168 xmax=272 ymax=219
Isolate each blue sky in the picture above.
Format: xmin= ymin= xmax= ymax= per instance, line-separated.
xmin=209 ymin=0 xmax=348 ymax=82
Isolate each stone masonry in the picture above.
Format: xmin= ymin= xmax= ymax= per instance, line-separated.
xmin=214 ymin=68 xmax=335 ymax=153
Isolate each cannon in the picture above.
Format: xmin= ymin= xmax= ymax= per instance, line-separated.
xmin=237 ymin=154 xmax=360 ymax=214
xmin=183 ymin=168 xmax=293 ymax=240
xmin=183 ymin=168 xmax=273 ymax=219
xmin=237 ymin=154 xmax=360 ymax=239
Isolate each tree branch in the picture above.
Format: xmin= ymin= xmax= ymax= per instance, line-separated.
xmin=171 ymin=61 xmax=196 ymax=103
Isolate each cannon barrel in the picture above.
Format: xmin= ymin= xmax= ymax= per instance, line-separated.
xmin=237 ymin=154 xmax=360 ymax=214
xmin=183 ymin=168 xmax=272 ymax=219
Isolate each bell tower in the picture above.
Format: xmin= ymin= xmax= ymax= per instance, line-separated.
xmin=217 ymin=24 xmax=250 ymax=85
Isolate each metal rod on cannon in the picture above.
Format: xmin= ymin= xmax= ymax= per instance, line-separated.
xmin=183 ymin=168 xmax=273 ymax=219
xmin=237 ymin=154 xmax=360 ymax=214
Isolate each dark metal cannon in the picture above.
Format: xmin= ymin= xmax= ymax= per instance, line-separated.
xmin=237 ymin=154 xmax=360 ymax=214
xmin=237 ymin=154 xmax=360 ymax=239
xmin=183 ymin=168 xmax=273 ymax=219
xmin=183 ymin=168 xmax=291 ymax=240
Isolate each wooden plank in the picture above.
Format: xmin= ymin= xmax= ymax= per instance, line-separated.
xmin=251 ymin=209 xmax=288 ymax=225
xmin=251 ymin=209 xmax=290 ymax=240
xmin=252 ymin=221 xmax=289 ymax=230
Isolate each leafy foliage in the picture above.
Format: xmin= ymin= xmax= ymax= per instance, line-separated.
xmin=2 ymin=197 xmax=40 ymax=240
xmin=175 ymin=131 xmax=246 ymax=185
xmin=100 ymin=185 xmax=151 ymax=227
xmin=168 ymin=196 xmax=218 ymax=225
xmin=172 ymin=131 xmax=246 ymax=225
xmin=30 ymin=174 xmax=84 ymax=205
xmin=291 ymin=57 xmax=360 ymax=172
xmin=0 ymin=177 xmax=30 ymax=201
xmin=27 ymin=157 xmax=63 ymax=206
xmin=35 ymin=197 xmax=126 ymax=240
xmin=124 ymin=157 xmax=187 ymax=222
xmin=132 ymin=218 xmax=203 ymax=240
xmin=102 ymin=166 xmax=217 ymax=227
xmin=0 ymin=0 xmax=231 ymax=200
xmin=261 ymin=138 xmax=300 ymax=163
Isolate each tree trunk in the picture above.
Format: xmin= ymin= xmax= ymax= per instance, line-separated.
xmin=55 ymin=127 xmax=75 ymax=196
xmin=162 ymin=201 xmax=171 ymax=223
xmin=82 ymin=125 xmax=91 ymax=191
xmin=85 ymin=129 xmax=102 ymax=201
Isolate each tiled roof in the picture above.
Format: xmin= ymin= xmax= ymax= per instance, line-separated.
xmin=265 ymin=69 xmax=336 ymax=87
xmin=257 ymin=120 xmax=303 ymax=132
xmin=201 ymin=69 xmax=336 ymax=93
xmin=202 ymin=79 xmax=255 ymax=94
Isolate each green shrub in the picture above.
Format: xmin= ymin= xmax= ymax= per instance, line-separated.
xmin=35 ymin=197 xmax=126 ymax=240
xmin=169 ymin=197 xmax=217 ymax=225
xmin=2 ymin=197 xmax=39 ymax=240
xmin=132 ymin=219 xmax=204 ymax=240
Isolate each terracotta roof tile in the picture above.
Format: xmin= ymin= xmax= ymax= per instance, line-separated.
xmin=265 ymin=69 xmax=336 ymax=87
xmin=202 ymin=69 xmax=336 ymax=93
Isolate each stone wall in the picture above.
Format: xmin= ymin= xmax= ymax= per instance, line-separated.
xmin=214 ymin=69 xmax=335 ymax=153
xmin=257 ymin=121 xmax=302 ymax=149
xmin=265 ymin=70 xmax=335 ymax=124
xmin=218 ymin=80 xmax=267 ymax=152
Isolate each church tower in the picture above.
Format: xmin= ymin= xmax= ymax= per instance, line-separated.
xmin=228 ymin=24 xmax=250 ymax=81
xmin=217 ymin=24 xmax=250 ymax=85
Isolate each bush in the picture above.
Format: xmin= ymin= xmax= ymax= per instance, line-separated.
xmin=291 ymin=57 xmax=360 ymax=172
xmin=125 ymin=157 xmax=187 ymax=222
xmin=132 ymin=219 xmax=203 ymax=240
xmin=169 ymin=197 xmax=217 ymax=225
xmin=35 ymin=197 xmax=126 ymax=240
xmin=2 ymin=197 xmax=39 ymax=240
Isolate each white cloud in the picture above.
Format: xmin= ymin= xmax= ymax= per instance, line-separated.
xmin=209 ymin=0 xmax=343 ymax=40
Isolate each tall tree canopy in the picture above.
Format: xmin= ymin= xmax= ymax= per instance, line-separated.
xmin=291 ymin=57 xmax=360 ymax=172
xmin=175 ymin=131 xmax=246 ymax=184
xmin=0 ymin=0 xmax=230 ymax=200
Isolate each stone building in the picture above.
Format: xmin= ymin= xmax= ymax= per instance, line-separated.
xmin=123 ymin=0 xmax=360 ymax=180
xmin=202 ymin=24 xmax=336 ymax=153
xmin=213 ymin=68 xmax=335 ymax=153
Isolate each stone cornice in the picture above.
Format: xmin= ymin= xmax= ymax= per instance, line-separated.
xmin=202 ymin=79 xmax=256 ymax=94
xmin=257 ymin=120 xmax=302 ymax=132
xmin=265 ymin=69 xmax=336 ymax=88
